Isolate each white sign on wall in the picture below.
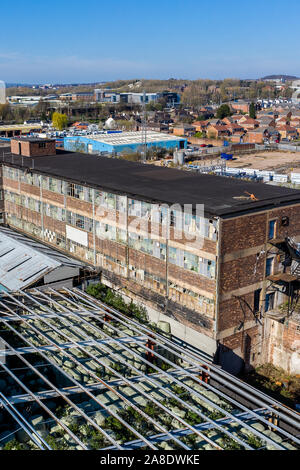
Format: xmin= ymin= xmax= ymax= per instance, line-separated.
xmin=66 ymin=225 xmax=88 ymax=247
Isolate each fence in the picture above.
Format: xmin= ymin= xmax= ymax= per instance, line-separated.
xmin=277 ymin=143 xmax=300 ymax=152
xmin=265 ymin=143 xmax=300 ymax=152
xmin=291 ymin=173 xmax=300 ymax=184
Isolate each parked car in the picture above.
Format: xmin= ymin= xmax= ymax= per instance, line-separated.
xmin=200 ymin=144 xmax=207 ymax=147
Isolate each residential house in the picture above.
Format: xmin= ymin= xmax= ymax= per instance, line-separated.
xmin=206 ymin=124 xmax=231 ymax=139
xmin=274 ymin=110 xmax=292 ymax=121
xmin=276 ymin=116 xmax=289 ymax=126
xmin=246 ymin=129 xmax=266 ymax=144
xmin=225 ymin=123 xmax=245 ymax=134
xmin=289 ymin=117 xmax=300 ymax=128
xmin=277 ymin=125 xmax=298 ymax=141
xmin=173 ymin=125 xmax=196 ymax=137
xmin=237 ymin=117 xmax=260 ymax=130
xmin=145 ymin=122 xmax=170 ymax=132
xmin=222 ymin=117 xmax=236 ymax=125
xmin=208 ymin=119 xmax=225 ymax=126
xmin=230 ymin=114 xmax=244 ymax=123
xmin=230 ymin=100 xmax=251 ymax=114
xmin=192 ymin=121 xmax=209 ymax=132
xmin=257 ymin=116 xmax=276 ymax=127
xmin=230 ymin=133 xmax=245 ymax=143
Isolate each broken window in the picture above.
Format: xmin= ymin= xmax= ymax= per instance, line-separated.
xmin=266 ymin=257 xmax=274 ymax=277
xmin=116 ymin=195 xmax=127 ymax=213
xmin=67 ymin=183 xmax=84 ymax=200
xmin=268 ymin=220 xmax=277 ymax=240
xmin=49 ymin=177 xmax=62 ymax=193
xmin=254 ymin=289 xmax=261 ymax=314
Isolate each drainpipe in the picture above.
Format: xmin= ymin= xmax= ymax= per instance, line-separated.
xmin=259 ymin=212 xmax=269 ymax=363
xmin=126 ymin=196 xmax=129 ymax=279
xmin=40 ymin=175 xmax=44 ymax=240
xmin=92 ymin=189 xmax=96 ymax=266
xmin=215 ymin=217 xmax=222 ymax=344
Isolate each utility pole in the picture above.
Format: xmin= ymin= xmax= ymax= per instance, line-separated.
xmin=141 ymin=91 xmax=147 ymax=162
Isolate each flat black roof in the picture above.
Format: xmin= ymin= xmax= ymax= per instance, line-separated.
xmin=12 ymin=137 xmax=55 ymax=143
xmin=3 ymin=149 xmax=300 ymax=218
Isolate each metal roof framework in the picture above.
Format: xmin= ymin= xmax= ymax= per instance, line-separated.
xmin=0 ymin=287 xmax=299 ymax=451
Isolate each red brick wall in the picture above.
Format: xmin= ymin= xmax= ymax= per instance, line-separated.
xmin=11 ymin=140 xmax=22 ymax=155
xmin=246 ymin=133 xmax=264 ymax=144
xmin=43 ymin=189 xmax=64 ymax=206
xmin=218 ymin=293 xmax=256 ymax=331
xmin=231 ymin=103 xmax=250 ymax=114
xmin=169 ymin=263 xmax=215 ymax=294
xmin=11 ymin=139 xmax=56 ymax=157
xmin=220 ymin=213 xmax=266 ymax=255
xmin=217 ymin=205 xmax=300 ymax=368
xmin=265 ymin=318 xmax=300 ymax=373
xmin=219 ymin=253 xmax=265 ymax=294
xmin=221 ymin=325 xmax=261 ymax=369
xmin=66 ymin=197 xmax=93 ymax=216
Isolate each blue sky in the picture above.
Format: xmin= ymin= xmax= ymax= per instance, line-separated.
xmin=1 ymin=0 xmax=300 ymax=83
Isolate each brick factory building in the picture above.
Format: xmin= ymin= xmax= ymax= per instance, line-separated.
xmin=1 ymin=138 xmax=300 ymax=374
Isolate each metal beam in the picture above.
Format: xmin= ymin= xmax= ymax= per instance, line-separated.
xmin=0 ymin=287 xmax=298 ymax=451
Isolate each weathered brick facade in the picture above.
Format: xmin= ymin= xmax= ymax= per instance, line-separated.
xmin=2 ymin=142 xmax=300 ymax=373
xmin=217 ymin=205 xmax=300 ymax=371
xmin=264 ymin=317 xmax=300 ymax=374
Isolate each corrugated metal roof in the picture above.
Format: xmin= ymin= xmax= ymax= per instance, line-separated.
xmin=65 ymin=131 xmax=186 ymax=146
xmin=0 ymin=233 xmax=60 ymax=291
xmin=0 ymin=124 xmax=42 ymax=132
xmin=0 ymin=227 xmax=83 ymax=268
xmin=0 ymin=227 xmax=83 ymax=291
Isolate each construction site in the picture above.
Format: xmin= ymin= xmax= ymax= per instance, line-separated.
xmin=181 ymin=146 xmax=300 ymax=185
xmin=0 ymin=287 xmax=299 ymax=451
xmin=226 ymin=149 xmax=300 ymax=174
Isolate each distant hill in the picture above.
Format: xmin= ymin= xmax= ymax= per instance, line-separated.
xmin=261 ymin=74 xmax=299 ymax=81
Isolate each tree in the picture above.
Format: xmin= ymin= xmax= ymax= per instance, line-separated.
xmin=52 ymin=112 xmax=68 ymax=130
xmin=145 ymin=101 xmax=163 ymax=111
xmin=249 ymin=102 xmax=256 ymax=119
xmin=207 ymin=128 xmax=216 ymax=139
xmin=216 ymin=104 xmax=231 ymax=119
xmin=0 ymin=104 xmax=11 ymax=121
xmin=116 ymin=119 xmax=136 ymax=131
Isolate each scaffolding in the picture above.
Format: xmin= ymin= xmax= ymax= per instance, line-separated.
xmin=0 ymin=287 xmax=299 ymax=450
